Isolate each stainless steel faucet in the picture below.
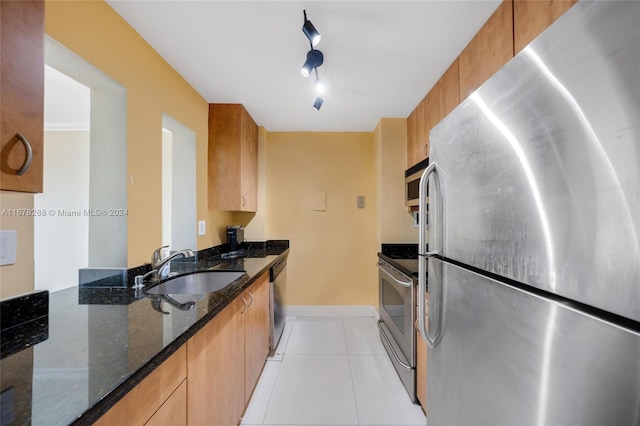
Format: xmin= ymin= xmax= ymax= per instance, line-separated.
xmin=134 ymin=246 xmax=195 ymax=289
xmin=153 ymin=247 xmax=195 ymax=279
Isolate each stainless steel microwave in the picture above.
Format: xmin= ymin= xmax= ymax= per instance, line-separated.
xmin=405 ymin=158 xmax=429 ymax=207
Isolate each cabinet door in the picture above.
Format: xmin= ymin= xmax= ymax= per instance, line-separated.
xmin=407 ymin=95 xmax=429 ymax=168
xmin=407 ymin=59 xmax=459 ymax=167
xmin=187 ymin=298 xmax=245 ymax=426
xmin=459 ymin=0 xmax=514 ymax=101
xmin=144 ymin=379 xmax=187 ymax=426
xmin=0 ymin=0 xmax=44 ymax=193
xmin=240 ymin=108 xmax=258 ymax=212
xmin=436 ymin=59 xmax=460 ymax=126
xmin=514 ymin=0 xmax=577 ymax=53
xmin=406 ymin=108 xmax=418 ymax=168
xmin=244 ymin=272 xmax=270 ymax=402
xmin=208 ymin=103 xmax=258 ymax=212
xmin=94 ymin=346 xmax=187 ymax=426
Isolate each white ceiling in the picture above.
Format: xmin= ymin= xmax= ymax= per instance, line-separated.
xmin=106 ymin=1 xmax=501 ymax=132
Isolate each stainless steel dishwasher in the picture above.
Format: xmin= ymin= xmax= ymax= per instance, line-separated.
xmin=269 ymin=254 xmax=288 ymax=350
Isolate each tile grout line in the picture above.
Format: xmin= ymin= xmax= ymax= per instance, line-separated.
xmin=258 ymin=320 xmax=296 ymax=425
xmin=343 ymin=317 xmax=362 ymax=426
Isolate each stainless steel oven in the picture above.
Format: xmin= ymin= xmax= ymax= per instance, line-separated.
xmin=377 ymin=259 xmax=416 ymax=402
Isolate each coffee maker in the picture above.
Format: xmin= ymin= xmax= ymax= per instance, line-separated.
xmin=226 ymin=225 xmax=245 ymax=252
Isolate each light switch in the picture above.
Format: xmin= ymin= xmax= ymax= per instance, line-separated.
xmin=357 ymin=195 xmax=365 ymax=209
xmin=0 ymin=230 xmax=17 ymax=265
xmin=198 ymin=221 xmax=206 ymax=236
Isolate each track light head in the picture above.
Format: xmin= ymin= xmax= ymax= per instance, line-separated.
xmin=302 ymin=10 xmax=321 ymax=46
xmin=303 ymin=20 xmax=321 ymax=46
xmin=314 ymin=78 xmax=325 ymax=95
xmin=300 ymin=49 xmax=324 ymax=77
xmin=313 ymin=97 xmax=324 ymax=111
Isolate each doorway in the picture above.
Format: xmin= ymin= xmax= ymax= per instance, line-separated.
xmin=34 ymin=37 xmax=127 ymax=292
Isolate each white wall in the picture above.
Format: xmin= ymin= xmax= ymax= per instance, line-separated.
xmin=161 ymin=128 xmax=172 ymax=247
xmin=162 ymin=114 xmax=196 ymax=251
xmin=34 ymin=131 xmax=90 ymax=292
xmin=88 ymin=87 xmax=127 ymax=267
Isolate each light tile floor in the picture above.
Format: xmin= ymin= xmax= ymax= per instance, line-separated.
xmin=241 ymin=317 xmax=426 ymax=426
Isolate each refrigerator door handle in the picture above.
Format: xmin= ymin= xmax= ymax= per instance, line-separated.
xmin=418 ymin=162 xmax=441 ymax=349
xmin=419 ymin=162 xmax=439 ymax=257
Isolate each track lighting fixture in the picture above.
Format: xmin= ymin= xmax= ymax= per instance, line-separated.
xmin=300 ymin=10 xmax=327 ymax=111
xmin=302 ymin=10 xmax=321 ymax=46
xmin=300 ymin=49 xmax=324 ymax=77
xmin=313 ymin=97 xmax=324 ymax=111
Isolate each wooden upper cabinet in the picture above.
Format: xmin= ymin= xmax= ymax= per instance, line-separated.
xmin=514 ymin=0 xmax=577 ymax=53
xmin=208 ymin=104 xmax=258 ymax=212
xmin=407 ymin=96 xmax=427 ymax=168
xmin=406 ymin=108 xmax=418 ymax=168
xmin=0 ymin=0 xmax=44 ymax=193
xmin=459 ymin=0 xmax=514 ymax=101
xmin=407 ymin=59 xmax=459 ymax=168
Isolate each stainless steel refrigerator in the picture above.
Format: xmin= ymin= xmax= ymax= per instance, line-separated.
xmin=417 ymin=1 xmax=640 ymax=424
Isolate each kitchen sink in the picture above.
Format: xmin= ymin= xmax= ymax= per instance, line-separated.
xmin=144 ymin=271 xmax=245 ymax=295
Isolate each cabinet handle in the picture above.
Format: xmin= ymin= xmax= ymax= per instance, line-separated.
xmin=423 ymin=143 xmax=428 ymax=157
xmin=247 ymin=291 xmax=254 ymax=307
xmin=15 ymin=133 xmax=33 ymax=176
xmin=241 ymin=297 xmax=248 ymax=314
xmin=242 ymin=196 xmax=247 ymax=207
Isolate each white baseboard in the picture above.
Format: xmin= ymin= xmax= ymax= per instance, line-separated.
xmin=287 ymin=305 xmax=379 ymax=318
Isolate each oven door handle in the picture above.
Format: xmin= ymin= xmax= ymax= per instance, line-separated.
xmin=377 ymin=263 xmax=412 ymax=288
xmin=377 ymin=320 xmax=412 ymax=371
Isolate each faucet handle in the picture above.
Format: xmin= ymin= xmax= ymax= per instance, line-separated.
xmin=133 ymin=269 xmax=158 ymax=289
xmin=152 ymin=245 xmax=170 ymax=267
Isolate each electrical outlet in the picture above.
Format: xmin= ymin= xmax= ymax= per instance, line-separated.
xmin=198 ymin=221 xmax=206 ymax=236
xmin=357 ymin=195 xmax=365 ymax=209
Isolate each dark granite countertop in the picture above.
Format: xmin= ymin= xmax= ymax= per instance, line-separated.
xmin=378 ymin=253 xmax=419 ymax=279
xmin=0 ymin=242 xmax=289 ymax=426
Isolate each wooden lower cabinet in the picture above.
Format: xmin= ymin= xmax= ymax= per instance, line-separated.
xmin=243 ymin=272 xmax=270 ymax=403
xmin=94 ymin=346 xmax=187 ymax=426
xmin=97 ymin=272 xmax=272 ymax=426
xmin=187 ymin=270 xmax=271 ymax=425
xmin=415 ymin=293 xmax=429 ymax=413
xmin=187 ymin=297 xmax=245 ymax=426
xmin=145 ymin=380 xmax=187 ymax=426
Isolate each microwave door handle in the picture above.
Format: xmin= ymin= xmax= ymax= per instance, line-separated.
xmin=418 ymin=162 xmax=442 ymax=349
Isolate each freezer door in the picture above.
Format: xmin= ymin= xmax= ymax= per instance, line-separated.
xmin=429 ymin=0 xmax=640 ymax=321
xmin=427 ymin=258 xmax=640 ymax=425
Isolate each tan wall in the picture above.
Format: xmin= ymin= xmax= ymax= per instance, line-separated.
xmin=375 ymin=118 xmax=417 ymax=243
xmin=264 ymin=132 xmax=378 ymax=306
xmin=1 ymin=0 xmax=233 ymax=299
xmin=0 ymin=192 xmax=35 ymax=299
xmin=45 ymin=0 xmax=231 ymax=268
